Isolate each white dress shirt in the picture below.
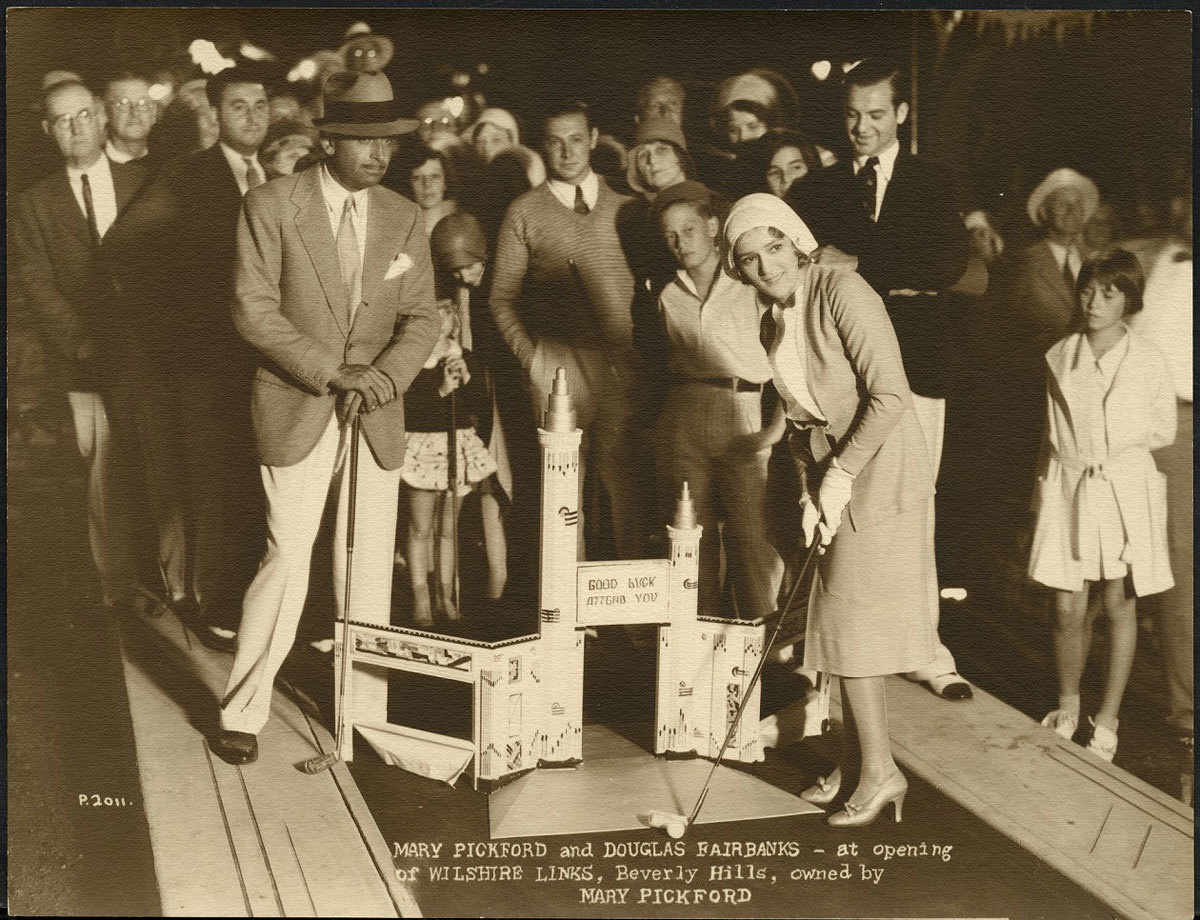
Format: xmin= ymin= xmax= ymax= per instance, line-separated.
xmin=763 ymin=299 xmax=826 ymax=424
xmin=853 ymin=139 xmax=900 ymax=223
xmin=219 ymin=142 xmax=265 ymax=196
xmin=318 ymin=163 xmax=369 ymax=269
xmin=66 ymin=153 xmax=118 ymax=239
xmin=659 ymin=267 xmax=773 ymax=383
xmin=547 ymin=170 xmax=599 ymax=212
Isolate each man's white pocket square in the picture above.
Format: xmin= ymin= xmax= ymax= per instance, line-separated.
xmin=384 ymin=253 xmax=414 ymax=280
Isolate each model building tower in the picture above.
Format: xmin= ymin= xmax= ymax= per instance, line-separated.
xmin=655 ymin=482 xmax=703 ymax=756
xmin=535 ymin=368 xmax=585 ymax=764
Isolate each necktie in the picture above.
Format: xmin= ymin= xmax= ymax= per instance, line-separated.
xmin=857 ymin=156 xmax=879 ymax=222
xmin=1062 ymin=250 xmax=1076 ymax=291
xmin=760 ymin=305 xmax=779 ymax=352
xmin=81 ymin=173 xmax=100 ymax=247
xmin=573 ymin=184 xmax=589 ymax=215
xmin=336 ymin=196 xmax=362 ymax=324
xmin=244 ymin=156 xmax=263 ymax=191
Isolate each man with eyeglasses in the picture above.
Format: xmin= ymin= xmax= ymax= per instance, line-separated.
xmin=206 ymin=71 xmax=439 ymax=765
xmin=12 ymin=78 xmax=162 ymax=615
xmin=108 ymin=66 xmax=271 ymax=649
xmin=103 ymin=72 xmax=158 ymax=164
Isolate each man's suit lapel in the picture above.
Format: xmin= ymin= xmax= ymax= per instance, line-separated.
xmin=1035 ymin=239 xmax=1075 ymax=314
xmin=291 ymin=167 xmax=349 ymax=338
xmin=875 ymin=150 xmax=908 ymax=227
xmin=47 ymin=170 xmax=91 ymax=249
xmin=355 ymin=186 xmax=396 ymax=327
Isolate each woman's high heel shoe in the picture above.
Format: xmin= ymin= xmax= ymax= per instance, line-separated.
xmin=800 ymin=767 xmax=842 ymax=806
xmin=827 ymin=771 xmax=907 ymax=827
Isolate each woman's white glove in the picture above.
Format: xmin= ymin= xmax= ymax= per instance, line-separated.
xmin=799 ymin=493 xmax=822 ymax=548
xmin=815 ymin=460 xmax=854 ymax=545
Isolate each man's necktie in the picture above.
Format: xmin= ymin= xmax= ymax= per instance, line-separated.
xmin=336 ymin=196 xmax=362 ymax=324
xmin=1062 ymin=250 xmax=1076 ymax=291
xmin=244 ymin=156 xmax=263 ymax=191
xmin=81 ymin=173 xmax=100 ymax=247
xmin=573 ymin=184 xmax=589 ymax=215
xmin=857 ymin=156 xmax=879 ymax=222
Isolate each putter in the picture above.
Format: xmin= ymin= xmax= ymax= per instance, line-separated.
xmin=303 ymin=413 xmax=361 ymax=775
xmin=649 ymin=533 xmax=827 ymax=837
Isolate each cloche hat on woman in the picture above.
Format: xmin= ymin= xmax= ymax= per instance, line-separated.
xmin=722 ymin=192 xmax=819 ymax=276
xmin=314 ymin=71 xmax=418 ymax=137
xmin=625 ymin=115 xmax=696 ymax=196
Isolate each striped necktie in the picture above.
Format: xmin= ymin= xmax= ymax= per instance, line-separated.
xmin=244 ymin=156 xmax=263 ymax=191
xmin=857 ymin=156 xmax=879 ymax=223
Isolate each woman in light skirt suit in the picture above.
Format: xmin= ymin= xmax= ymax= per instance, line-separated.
xmin=724 ymin=194 xmax=937 ymax=826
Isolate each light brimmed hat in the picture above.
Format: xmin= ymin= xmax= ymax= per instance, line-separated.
xmin=338 ymin=23 xmax=394 ymax=74
xmin=722 ymin=193 xmax=819 ymax=275
xmin=1027 ymin=167 xmax=1100 ymax=226
xmin=626 ymin=115 xmax=695 ymax=196
xmin=314 ymin=72 xmax=418 ymax=137
xmin=464 ymin=107 xmax=520 ymax=147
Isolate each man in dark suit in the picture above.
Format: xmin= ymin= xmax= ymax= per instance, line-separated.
xmin=208 ymin=72 xmax=439 ymax=765
xmin=788 ymin=59 xmax=973 ymax=702
xmin=110 ymin=67 xmax=271 ymax=646
xmin=11 ymin=78 xmax=176 ymax=611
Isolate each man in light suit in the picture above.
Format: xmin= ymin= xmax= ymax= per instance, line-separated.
xmin=11 ymin=78 xmax=171 ymax=612
xmin=789 ymin=59 xmax=973 ymax=702
xmin=209 ymin=72 xmax=440 ymax=765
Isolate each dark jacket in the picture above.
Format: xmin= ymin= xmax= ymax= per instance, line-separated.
xmin=11 ymin=158 xmax=149 ymax=390
xmin=107 ymin=144 xmax=250 ymax=376
xmin=789 ymin=149 xmax=968 ymax=296
xmin=789 ymin=150 xmax=971 ymax=397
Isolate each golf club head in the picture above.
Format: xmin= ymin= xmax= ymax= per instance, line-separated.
xmin=302 ymin=751 xmax=339 ymax=775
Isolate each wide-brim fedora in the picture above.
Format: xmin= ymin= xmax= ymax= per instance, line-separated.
xmin=314 ymin=71 xmax=418 ymax=137
xmin=1027 ymin=167 xmax=1100 ymax=226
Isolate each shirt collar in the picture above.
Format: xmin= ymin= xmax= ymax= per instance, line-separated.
xmin=673 ymin=263 xmax=728 ymax=301
xmin=1075 ymin=326 xmax=1129 ymax=371
xmin=319 ymin=162 xmax=368 ymax=215
xmin=219 ymin=141 xmax=260 ymax=177
xmin=104 ymin=139 xmax=142 ymax=164
xmin=66 ymin=152 xmax=112 ymax=184
xmin=547 ymin=170 xmax=598 ymax=209
xmin=854 ymin=139 xmax=900 ymax=181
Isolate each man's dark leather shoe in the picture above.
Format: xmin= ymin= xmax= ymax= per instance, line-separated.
xmin=209 ymin=730 xmax=258 ymax=765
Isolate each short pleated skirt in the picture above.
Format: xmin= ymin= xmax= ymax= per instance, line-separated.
xmin=400 ymin=429 xmax=497 ymax=497
xmin=802 ymin=499 xmax=937 ymax=678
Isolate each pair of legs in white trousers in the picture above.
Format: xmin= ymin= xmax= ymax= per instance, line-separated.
xmin=903 ymin=394 xmax=961 ymax=684
xmin=219 ymin=414 xmax=400 ymax=735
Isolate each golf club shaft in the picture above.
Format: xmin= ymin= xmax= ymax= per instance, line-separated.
xmin=688 ymin=536 xmax=825 ymax=826
xmin=332 ymin=414 xmax=361 ymax=762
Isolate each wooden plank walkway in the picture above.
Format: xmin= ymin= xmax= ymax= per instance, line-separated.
xmin=867 ymin=676 xmax=1193 ymax=920
xmin=115 ymin=611 xmax=420 ymax=917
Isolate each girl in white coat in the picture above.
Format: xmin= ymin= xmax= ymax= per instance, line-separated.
xmin=1030 ymin=250 xmax=1176 ymax=761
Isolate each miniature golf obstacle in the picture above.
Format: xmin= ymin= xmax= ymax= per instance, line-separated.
xmin=335 ymin=368 xmax=805 ymax=783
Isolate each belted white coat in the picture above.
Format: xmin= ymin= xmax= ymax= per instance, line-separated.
xmin=1029 ymin=327 xmax=1177 ymax=596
